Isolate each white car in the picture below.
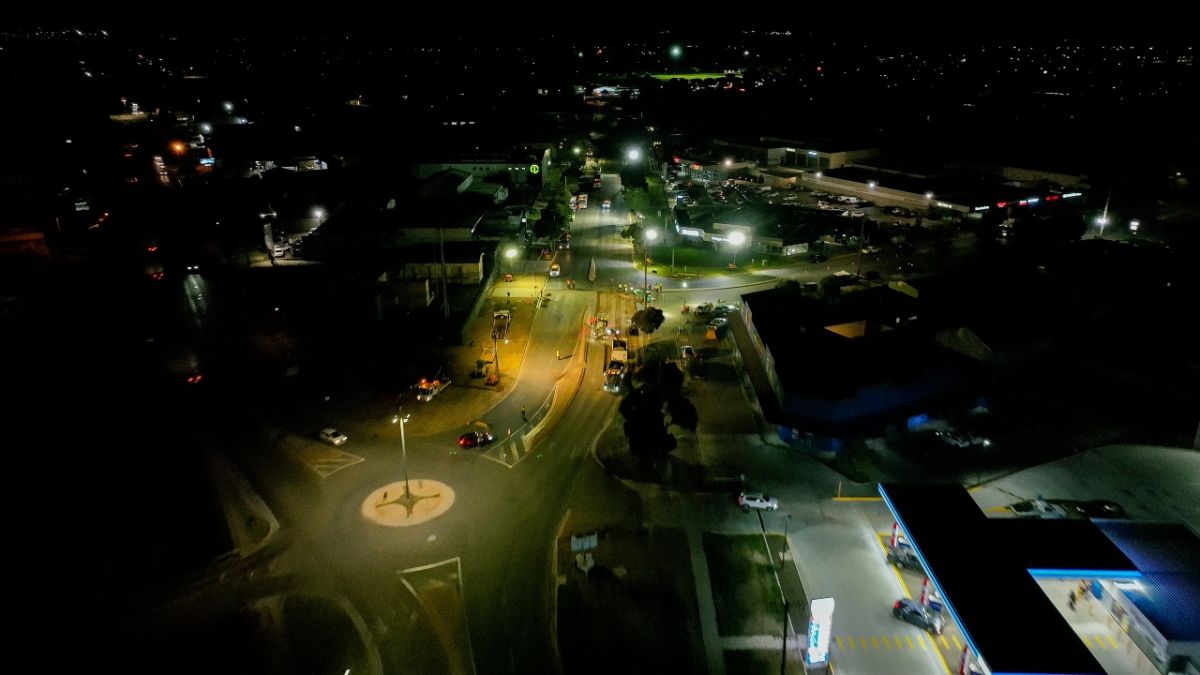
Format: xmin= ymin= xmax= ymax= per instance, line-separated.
xmin=737 ymin=491 xmax=779 ymax=512
xmin=272 ymin=241 xmax=291 ymax=257
xmin=319 ymin=428 xmax=348 ymax=446
xmin=602 ymin=199 xmax=612 ymax=209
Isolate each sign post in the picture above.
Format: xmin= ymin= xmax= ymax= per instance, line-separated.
xmin=804 ymin=597 xmax=835 ymax=672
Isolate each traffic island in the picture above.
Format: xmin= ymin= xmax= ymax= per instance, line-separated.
xmin=361 ymin=479 xmax=455 ymax=527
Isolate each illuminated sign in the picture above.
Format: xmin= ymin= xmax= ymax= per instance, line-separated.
xmin=973 ymin=205 xmax=990 ymax=212
xmin=936 ymin=202 xmax=954 ymax=209
xmin=529 ymin=164 xmax=540 ymax=174
xmin=1063 ymin=192 xmax=1083 ymax=198
xmin=678 ymin=227 xmax=703 ymax=237
xmin=1026 ymin=197 xmax=1040 ymax=205
xmin=806 ymin=597 xmax=835 ymax=664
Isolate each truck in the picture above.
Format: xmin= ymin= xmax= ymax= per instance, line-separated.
xmin=415 ymin=374 xmax=451 ymax=401
xmin=610 ymin=338 xmax=628 ymax=364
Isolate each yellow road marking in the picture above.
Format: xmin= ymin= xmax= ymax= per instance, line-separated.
xmin=883 ymin=636 xmax=892 ymax=650
xmin=847 ymin=636 xmax=856 ymax=649
xmin=836 ymin=636 xmax=843 ymax=651
xmin=930 ymin=635 xmax=952 ymax=675
xmin=939 ymin=635 xmax=949 ymax=649
xmin=860 ymin=637 xmax=868 ymax=649
xmin=1080 ymin=634 xmax=1093 ymax=647
xmin=832 ymin=496 xmax=883 ymax=502
xmin=894 ymin=635 xmax=904 ymax=650
xmin=1105 ymin=634 xmax=1119 ymax=649
xmin=951 ymin=635 xmax=963 ymax=650
xmin=911 ymin=636 xmax=919 ymax=649
xmin=871 ymin=637 xmax=880 ymax=649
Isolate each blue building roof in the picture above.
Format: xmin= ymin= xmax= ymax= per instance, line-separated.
xmin=1095 ymin=520 xmax=1200 ymax=642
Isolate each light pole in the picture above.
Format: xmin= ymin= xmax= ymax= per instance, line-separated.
xmin=392 ymin=411 xmax=413 ymax=498
xmin=669 ymin=45 xmax=682 ymax=74
xmin=504 ymin=246 xmax=517 ymax=275
xmin=855 ymin=216 xmax=867 ymax=278
xmin=728 ymin=230 xmax=746 ymax=269
xmin=781 ymin=513 xmax=791 ymax=569
xmin=643 ymin=228 xmax=659 ymax=308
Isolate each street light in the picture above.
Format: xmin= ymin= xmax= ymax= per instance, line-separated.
xmin=807 ymin=150 xmax=818 ymax=172
xmin=627 ymin=148 xmax=641 ymax=162
xmin=504 ymin=246 xmax=518 ymax=270
xmin=1129 ymin=219 xmax=1140 ymax=233
xmin=392 ymin=411 xmax=413 ymax=498
xmin=669 ymin=44 xmax=682 ymax=74
xmin=728 ymin=230 xmax=746 ymax=268
xmin=643 ymin=228 xmax=659 ymax=307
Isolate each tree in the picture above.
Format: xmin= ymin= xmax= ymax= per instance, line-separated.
xmin=620 ymin=165 xmax=648 ymax=191
xmin=667 ymin=395 xmax=698 ymax=431
xmin=631 ymin=306 xmax=665 ymax=334
xmin=621 ymin=221 xmax=644 ymax=242
xmin=618 ymin=387 xmax=676 ymax=459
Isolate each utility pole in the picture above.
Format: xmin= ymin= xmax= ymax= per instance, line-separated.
xmin=439 ymin=227 xmax=450 ymax=318
xmin=855 ymin=217 xmax=867 ymax=278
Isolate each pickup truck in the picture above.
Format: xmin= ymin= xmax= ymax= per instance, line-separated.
xmin=415 ymin=376 xmax=451 ymax=401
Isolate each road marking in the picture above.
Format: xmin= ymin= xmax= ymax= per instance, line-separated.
xmin=929 ymin=635 xmax=953 ymax=675
xmin=951 ymin=635 xmax=962 ymax=650
xmin=876 ymin=533 xmax=912 ymax=599
xmin=859 ymin=637 xmax=868 ymax=649
xmin=831 ymin=496 xmax=882 ymax=502
xmin=1105 ymin=634 xmax=1119 ymax=649
xmin=871 ymin=637 xmax=879 ymax=649
xmin=835 ymin=636 xmax=843 ymax=651
xmin=909 ymin=636 xmax=918 ymax=650
xmin=939 ymin=635 xmax=949 ymax=649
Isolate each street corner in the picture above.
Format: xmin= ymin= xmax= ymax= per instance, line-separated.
xmin=362 ymin=479 xmax=455 ymax=527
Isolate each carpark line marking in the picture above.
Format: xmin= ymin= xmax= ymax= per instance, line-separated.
xmin=832 ymin=496 xmax=882 ymax=502
xmin=930 ymin=635 xmax=953 ymax=675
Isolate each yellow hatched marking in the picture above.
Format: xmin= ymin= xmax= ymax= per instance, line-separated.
xmin=860 ymin=637 xmax=868 ymax=649
xmin=951 ymin=635 xmax=963 ymax=650
xmin=911 ymin=636 xmax=920 ymax=649
xmin=871 ymin=637 xmax=880 ymax=649
xmin=894 ymin=636 xmax=904 ymax=650
xmin=836 ymin=636 xmax=844 ymax=651
xmin=939 ymin=635 xmax=949 ymax=649
xmin=1105 ymin=634 xmax=1120 ymax=649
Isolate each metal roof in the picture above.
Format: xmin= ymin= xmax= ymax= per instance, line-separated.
xmin=880 ymin=483 xmax=1140 ymax=675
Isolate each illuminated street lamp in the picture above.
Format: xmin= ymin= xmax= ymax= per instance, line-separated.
xmin=925 ymin=191 xmax=934 ymax=200
xmin=573 ymin=146 xmax=581 ymax=155
xmin=642 ymin=228 xmax=659 ymax=307
xmin=724 ymin=158 xmax=733 ymax=167
xmin=728 ymin=230 xmax=746 ymax=268
xmin=391 ymin=411 xmax=413 ymax=499
xmin=807 ymin=150 xmax=818 ymax=172
xmin=627 ymin=148 xmax=641 ymax=162
xmin=1129 ymin=219 xmax=1140 ymax=233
